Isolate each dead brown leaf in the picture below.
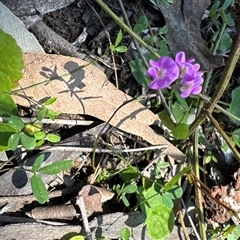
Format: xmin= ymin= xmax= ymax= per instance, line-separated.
xmin=13 ymin=53 xmax=185 ymax=160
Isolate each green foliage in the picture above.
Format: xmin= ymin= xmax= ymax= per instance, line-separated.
xmin=69 ymin=236 xmax=85 ymax=240
xmin=0 ymin=29 xmax=24 ymax=93
xmin=0 ymin=122 xmax=17 ymax=151
xmin=119 ymin=166 xmax=139 ymax=183
xmin=155 ymin=0 xmax=173 ymax=8
xmin=0 ymin=93 xmax=17 ymax=116
xmin=205 ymin=150 xmax=218 ymax=164
xmin=37 ymin=97 xmax=60 ymax=121
xmin=227 ymin=87 xmax=240 ymax=126
xmin=110 ymin=29 xmax=127 ymax=53
xmin=146 ymin=205 xmax=174 ymax=240
xmin=120 ymin=227 xmax=131 ymax=240
xmin=172 ymin=123 xmax=189 ymax=140
xmin=0 ymin=94 xmax=61 ymax=151
xmin=226 ymin=225 xmax=240 ymax=240
xmin=30 ymin=154 xmax=73 ymax=203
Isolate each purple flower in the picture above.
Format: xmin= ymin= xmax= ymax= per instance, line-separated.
xmin=147 ymin=56 xmax=179 ymax=90
xmin=147 ymin=51 xmax=203 ymax=98
xmin=179 ymin=65 xmax=204 ymax=98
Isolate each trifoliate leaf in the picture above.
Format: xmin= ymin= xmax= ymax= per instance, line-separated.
xmin=0 ymin=29 xmax=24 ymax=93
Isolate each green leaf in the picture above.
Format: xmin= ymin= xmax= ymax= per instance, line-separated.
xmin=227 ymin=87 xmax=240 ymax=125
xmin=138 ymin=15 xmax=148 ymax=30
xmin=0 ymin=123 xmax=18 ymax=151
xmin=45 ymin=133 xmax=61 ymax=143
xmin=129 ymin=58 xmax=150 ymax=87
xmin=8 ymin=116 xmax=24 ymax=132
xmin=120 ymin=227 xmax=131 ymax=240
xmin=159 ymin=26 xmax=168 ymax=35
xmin=225 ymin=14 xmax=235 ymax=27
xmin=35 ymin=139 xmax=45 ymax=147
xmin=8 ymin=132 xmax=20 ymax=151
xmin=31 ymin=174 xmax=48 ymax=204
xmin=34 ymin=131 xmax=46 ymax=140
xmin=133 ymin=24 xmax=143 ymax=34
xmin=115 ymin=46 xmax=127 ymax=53
xmin=158 ymin=110 xmax=175 ymax=131
xmin=146 ymin=205 xmax=174 ymax=240
xmin=119 ymin=167 xmax=139 ymax=183
xmin=115 ymin=29 xmax=123 ymax=47
xmin=172 ymin=123 xmax=189 ymax=140
xmin=110 ymin=44 xmax=115 ymax=51
xmin=0 ymin=93 xmax=17 ymax=116
xmin=43 ymin=97 xmax=57 ymax=106
xmin=37 ymin=107 xmax=48 ymax=121
xmin=158 ymin=162 xmax=170 ymax=169
xmin=69 ymin=236 xmax=85 ymax=240
xmin=219 ymin=33 xmax=232 ymax=53
xmin=165 ymin=185 xmax=183 ymax=200
xmin=162 ymin=193 xmax=173 ymax=209
xmin=32 ymin=154 xmax=45 ymax=173
xmin=222 ymin=0 xmax=232 ymax=10
xmin=122 ymin=184 xmax=137 ymax=194
xmin=164 ymin=166 xmax=192 ymax=191
xmin=24 ymin=123 xmax=42 ymax=135
xmin=47 ymin=109 xmax=60 ymax=121
xmin=137 ymin=184 xmax=163 ymax=215
xmin=0 ymin=29 xmax=24 ymax=93
xmin=38 ymin=159 xmax=73 ymax=174
xmin=20 ymin=132 xmax=36 ymax=150
xmin=122 ymin=194 xmax=130 ymax=207
xmin=170 ymin=101 xmax=189 ymax=124
xmin=226 ymin=225 xmax=240 ymax=240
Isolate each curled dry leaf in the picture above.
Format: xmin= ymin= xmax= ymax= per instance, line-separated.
xmin=13 ymin=53 xmax=185 ymax=160
xmin=78 ymin=185 xmax=103 ymax=217
xmin=26 ymin=204 xmax=77 ymax=220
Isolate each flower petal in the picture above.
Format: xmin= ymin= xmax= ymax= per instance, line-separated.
xmin=175 ymin=51 xmax=186 ymax=65
xmin=147 ymin=67 xmax=158 ymax=79
xmin=149 ymin=77 xmax=173 ymax=90
xmin=191 ymin=86 xmax=202 ymax=94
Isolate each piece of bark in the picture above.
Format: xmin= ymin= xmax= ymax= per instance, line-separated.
xmin=0 ymin=223 xmax=81 ymax=240
xmin=159 ymin=0 xmax=224 ymax=71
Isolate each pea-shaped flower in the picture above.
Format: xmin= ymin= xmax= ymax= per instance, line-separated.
xmin=147 ymin=56 xmax=179 ymax=90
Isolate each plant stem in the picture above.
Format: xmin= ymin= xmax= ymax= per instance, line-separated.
xmin=189 ymin=21 xmax=240 ymax=136
xmin=204 ymin=110 xmax=240 ymax=163
xmin=94 ymin=0 xmax=159 ymax=59
xmin=193 ymin=131 xmax=207 ymax=240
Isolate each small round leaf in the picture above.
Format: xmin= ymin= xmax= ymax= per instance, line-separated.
xmin=46 ymin=133 xmax=61 ymax=143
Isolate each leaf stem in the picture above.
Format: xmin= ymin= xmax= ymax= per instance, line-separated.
xmin=189 ymin=21 xmax=240 ymax=136
xmin=204 ymin=110 xmax=240 ymax=163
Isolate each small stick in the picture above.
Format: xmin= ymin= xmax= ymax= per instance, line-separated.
xmin=76 ymin=195 xmax=92 ymax=240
